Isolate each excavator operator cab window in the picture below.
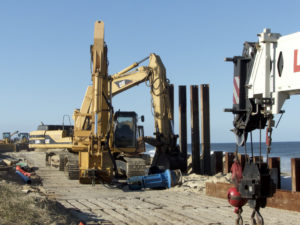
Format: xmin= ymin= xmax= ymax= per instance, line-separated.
xmin=114 ymin=112 xmax=137 ymax=148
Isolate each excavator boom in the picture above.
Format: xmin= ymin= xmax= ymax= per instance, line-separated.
xmin=109 ymin=54 xmax=183 ymax=171
xmin=76 ymin=21 xmax=114 ymax=183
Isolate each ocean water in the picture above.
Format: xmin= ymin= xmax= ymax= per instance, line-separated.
xmin=146 ymin=142 xmax=300 ymax=174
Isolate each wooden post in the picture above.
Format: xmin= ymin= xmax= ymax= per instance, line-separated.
xmin=211 ymin=151 xmax=223 ymax=175
xmin=169 ymin=84 xmax=174 ymax=127
xmin=215 ymin=151 xmax=223 ymax=174
xmin=179 ymin=85 xmax=187 ymax=172
xmin=291 ymin=158 xmax=300 ymax=192
xmin=224 ymin=152 xmax=235 ymax=174
xmin=268 ymin=157 xmax=281 ymax=189
xmin=200 ymin=84 xmax=210 ymax=175
xmin=190 ymin=85 xmax=200 ymax=174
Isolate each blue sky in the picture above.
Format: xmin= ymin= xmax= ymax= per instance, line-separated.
xmin=1 ymin=1 xmax=300 ymax=143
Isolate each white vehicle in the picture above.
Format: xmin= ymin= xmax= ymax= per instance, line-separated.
xmin=225 ymin=28 xmax=300 ymax=224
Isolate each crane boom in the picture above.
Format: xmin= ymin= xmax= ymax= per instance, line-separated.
xmin=246 ymin=29 xmax=300 ymax=115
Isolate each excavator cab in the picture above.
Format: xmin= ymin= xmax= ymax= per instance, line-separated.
xmin=113 ymin=111 xmax=147 ymax=178
xmin=114 ymin=111 xmax=138 ymax=148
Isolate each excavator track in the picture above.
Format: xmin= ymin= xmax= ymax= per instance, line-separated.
xmin=64 ymin=156 xmax=79 ymax=180
xmin=45 ymin=152 xmax=50 ymax=166
xmin=45 ymin=152 xmax=56 ymax=167
xmin=45 ymin=151 xmax=79 ymax=180
xmin=116 ymin=156 xmax=150 ymax=178
xmin=59 ymin=153 xmax=67 ymax=171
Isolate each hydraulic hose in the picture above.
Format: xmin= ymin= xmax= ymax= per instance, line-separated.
xmin=106 ymin=134 xmax=118 ymax=177
xmin=105 ymin=100 xmax=118 ymax=177
xmin=16 ymin=171 xmax=31 ymax=184
xmin=16 ymin=165 xmax=31 ymax=177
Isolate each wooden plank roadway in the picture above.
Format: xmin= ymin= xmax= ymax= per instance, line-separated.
xmin=11 ymin=151 xmax=300 ymax=225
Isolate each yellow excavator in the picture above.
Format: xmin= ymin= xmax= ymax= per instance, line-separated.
xmin=29 ymin=116 xmax=73 ymax=151
xmin=48 ymin=21 xmax=184 ymax=183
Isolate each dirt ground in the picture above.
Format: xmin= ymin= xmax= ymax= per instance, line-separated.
xmin=1 ymin=150 xmax=300 ymax=225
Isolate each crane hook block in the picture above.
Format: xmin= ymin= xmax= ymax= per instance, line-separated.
xmin=228 ymin=187 xmax=247 ymax=208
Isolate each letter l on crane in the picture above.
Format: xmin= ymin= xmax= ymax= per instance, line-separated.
xmin=294 ymin=49 xmax=300 ymax=72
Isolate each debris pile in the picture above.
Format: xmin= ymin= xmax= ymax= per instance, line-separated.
xmin=172 ymin=172 xmax=232 ymax=193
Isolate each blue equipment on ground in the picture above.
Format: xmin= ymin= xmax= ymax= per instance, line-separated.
xmin=127 ymin=169 xmax=182 ymax=190
xmin=16 ymin=170 xmax=31 ymax=184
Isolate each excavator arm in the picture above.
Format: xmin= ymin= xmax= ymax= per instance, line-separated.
xmin=109 ymin=54 xmax=183 ymax=171
xmin=111 ymin=66 xmax=150 ymax=97
xmin=75 ymin=54 xmax=173 ymax=138
xmin=73 ymin=57 xmax=150 ymax=132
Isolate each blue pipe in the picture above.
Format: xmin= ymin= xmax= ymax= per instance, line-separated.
xmin=16 ymin=170 xmax=31 ymax=184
